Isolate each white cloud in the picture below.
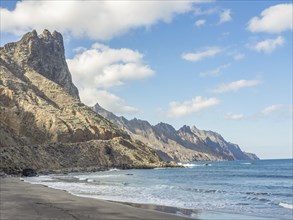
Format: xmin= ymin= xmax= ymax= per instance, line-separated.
xmin=195 ymin=19 xmax=206 ymax=27
xmin=227 ymin=50 xmax=245 ymax=61
xmin=212 ymin=79 xmax=261 ymax=93
xmin=219 ymin=9 xmax=232 ymax=24
xmin=225 ymin=113 xmax=244 ymax=120
xmin=261 ymin=104 xmax=283 ymax=116
xmin=233 ymin=53 xmax=245 ymax=61
xmin=194 ymin=7 xmax=218 ymax=16
xmin=199 ymin=63 xmax=230 ymax=77
xmin=67 ymin=43 xmax=154 ymax=89
xmin=0 ymin=1 xmax=199 ymax=40
xmin=253 ymin=36 xmax=284 ymax=53
xmin=167 ymin=96 xmax=220 ymax=118
xmin=194 ymin=7 xmax=232 ymax=25
xmin=247 ymin=4 xmax=293 ymax=33
xmin=81 ymin=89 xmax=139 ymax=114
xmin=67 ymin=43 xmax=154 ymax=113
xmin=182 ymin=47 xmax=222 ymax=62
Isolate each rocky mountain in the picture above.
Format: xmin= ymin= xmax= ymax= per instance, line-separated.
xmin=2 ymin=30 xmax=79 ymax=99
xmin=93 ymin=103 xmax=259 ymax=162
xmin=0 ymin=30 xmax=171 ymax=175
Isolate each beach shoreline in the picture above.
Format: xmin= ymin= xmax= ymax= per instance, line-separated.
xmin=0 ymin=177 xmax=191 ymax=220
xmin=0 ymin=177 xmax=276 ymax=220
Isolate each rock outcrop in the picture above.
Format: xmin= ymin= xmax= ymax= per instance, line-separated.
xmin=0 ymin=30 xmax=169 ymax=174
xmin=0 ymin=138 xmax=166 ymax=175
xmin=93 ymin=103 xmax=259 ymax=162
xmin=1 ymin=29 xmax=79 ymax=99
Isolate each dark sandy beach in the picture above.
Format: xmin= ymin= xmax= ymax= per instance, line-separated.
xmin=0 ymin=177 xmax=192 ymax=220
xmin=0 ymin=177 xmax=275 ymax=220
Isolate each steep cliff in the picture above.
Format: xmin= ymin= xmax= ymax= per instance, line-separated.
xmin=0 ymin=30 xmax=167 ymax=174
xmin=93 ymin=103 xmax=259 ymax=162
xmin=1 ymin=29 xmax=79 ymax=99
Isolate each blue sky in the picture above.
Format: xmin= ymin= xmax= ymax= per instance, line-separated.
xmin=1 ymin=1 xmax=292 ymax=159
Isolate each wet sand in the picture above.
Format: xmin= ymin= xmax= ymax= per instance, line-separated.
xmin=0 ymin=177 xmax=191 ymax=220
xmin=0 ymin=177 xmax=274 ymax=220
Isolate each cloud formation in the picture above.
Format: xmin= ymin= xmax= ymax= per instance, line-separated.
xmin=219 ymin=9 xmax=232 ymax=24
xmin=193 ymin=7 xmax=218 ymax=16
xmin=1 ymin=1 xmax=196 ymax=40
xmin=212 ymin=79 xmax=261 ymax=93
xmin=253 ymin=36 xmax=284 ymax=53
xmin=261 ymin=104 xmax=283 ymax=116
xmin=247 ymin=4 xmax=293 ymax=33
xmin=199 ymin=63 xmax=230 ymax=77
xmin=182 ymin=47 xmax=222 ymax=62
xmin=67 ymin=43 xmax=154 ymax=89
xmin=67 ymin=43 xmax=154 ymax=113
xmin=194 ymin=7 xmax=232 ymax=25
xmin=233 ymin=53 xmax=245 ymax=61
xmin=89 ymin=90 xmax=139 ymax=114
xmin=167 ymin=96 xmax=220 ymax=118
xmin=225 ymin=113 xmax=244 ymax=120
xmin=195 ymin=19 xmax=206 ymax=27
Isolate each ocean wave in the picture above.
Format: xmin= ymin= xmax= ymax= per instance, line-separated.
xmin=177 ymin=163 xmax=211 ymax=168
xmin=255 ymin=174 xmax=293 ymax=179
xmin=22 ymin=175 xmax=55 ymax=183
xmin=240 ymin=162 xmax=254 ymax=165
xmin=23 ymin=159 xmax=293 ymax=220
xmin=76 ymin=174 xmax=122 ymax=179
xmin=182 ymin=187 xmax=227 ymax=194
xmin=279 ymin=202 xmax=293 ymax=210
xmin=245 ymin=196 xmax=272 ymax=203
xmin=245 ymin=192 xmax=272 ymax=196
xmin=108 ymin=168 xmax=120 ymax=172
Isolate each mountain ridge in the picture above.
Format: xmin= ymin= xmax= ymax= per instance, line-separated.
xmin=0 ymin=30 xmax=172 ymax=175
xmin=93 ymin=103 xmax=259 ymax=162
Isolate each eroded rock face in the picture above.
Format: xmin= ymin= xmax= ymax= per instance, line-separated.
xmin=93 ymin=103 xmax=259 ymax=162
xmin=0 ymin=64 xmax=128 ymax=146
xmin=0 ymin=138 xmax=168 ymax=175
xmin=1 ymin=29 xmax=79 ymax=99
xmin=0 ymin=30 xmax=169 ymax=174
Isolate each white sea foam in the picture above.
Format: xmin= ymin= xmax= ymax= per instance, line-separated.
xmin=22 ymin=175 xmax=54 ymax=183
xmin=76 ymin=174 xmax=122 ymax=179
xmin=109 ymin=168 xmax=120 ymax=172
xmin=279 ymin=202 xmax=293 ymax=210
xmin=181 ymin=163 xmax=196 ymax=168
xmin=241 ymin=162 xmax=253 ymax=165
xmin=178 ymin=163 xmax=211 ymax=168
xmin=23 ymin=159 xmax=293 ymax=220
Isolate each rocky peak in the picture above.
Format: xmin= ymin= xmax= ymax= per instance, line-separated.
xmin=91 ymin=105 xmax=259 ymax=161
xmin=154 ymin=122 xmax=176 ymax=133
xmin=130 ymin=118 xmax=151 ymax=126
xmin=0 ymin=29 xmax=79 ymax=99
xmin=94 ymin=102 xmax=102 ymax=109
xmin=178 ymin=125 xmax=192 ymax=134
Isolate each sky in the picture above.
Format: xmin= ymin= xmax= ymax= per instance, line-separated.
xmin=1 ymin=0 xmax=292 ymax=159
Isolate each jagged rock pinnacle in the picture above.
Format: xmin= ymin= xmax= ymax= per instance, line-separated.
xmin=1 ymin=29 xmax=79 ymax=99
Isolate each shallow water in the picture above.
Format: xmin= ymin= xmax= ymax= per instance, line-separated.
xmin=25 ymin=159 xmax=293 ymax=220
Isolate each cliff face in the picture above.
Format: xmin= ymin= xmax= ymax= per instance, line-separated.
xmin=0 ymin=30 xmax=166 ymax=174
xmin=1 ymin=29 xmax=79 ymax=99
xmin=0 ymin=138 xmax=165 ymax=175
xmin=93 ymin=103 xmax=259 ymax=162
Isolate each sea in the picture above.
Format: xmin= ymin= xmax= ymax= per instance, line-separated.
xmin=24 ymin=159 xmax=293 ymax=220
